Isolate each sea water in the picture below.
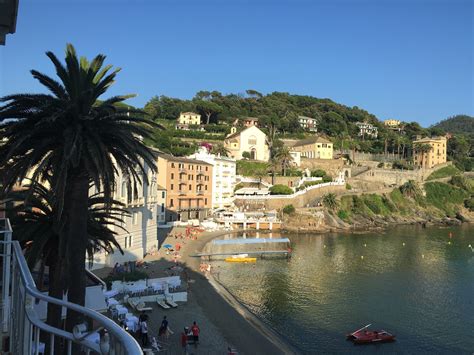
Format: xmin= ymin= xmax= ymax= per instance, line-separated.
xmin=213 ymin=224 xmax=474 ymax=354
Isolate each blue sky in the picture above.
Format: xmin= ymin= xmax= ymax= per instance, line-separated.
xmin=0 ymin=0 xmax=472 ymax=127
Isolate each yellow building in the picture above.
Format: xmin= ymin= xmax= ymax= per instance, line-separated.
xmin=384 ymin=119 xmax=401 ymax=128
xmin=413 ymin=136 xmax=447 ymax=168
xmin=177 ymin=112 xmax=201 ymax=126
xmin=291 ymin=136 xmax=333 ymax=160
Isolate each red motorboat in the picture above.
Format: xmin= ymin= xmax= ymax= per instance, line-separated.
xmin=347 ymin=324 xmax=396 ymax=344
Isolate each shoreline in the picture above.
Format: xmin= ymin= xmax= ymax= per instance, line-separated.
xmin=179 ymin=228 xmax=298 ymax=354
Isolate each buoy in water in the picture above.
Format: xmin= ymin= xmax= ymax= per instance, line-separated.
xmin=422 ymin=254 xmax=425 ymax=258
xmin=402 ymin=242 xmax=406 ymax=246
xmin=364 ymin=243 xmax=367 ymax=247
xmin=323 ymin=245 xmax=326 ymax=248
xmin=448 ymin=241 xmax=451 ymax=245
xmin=361 ymin=255 xmax=364 ymax=259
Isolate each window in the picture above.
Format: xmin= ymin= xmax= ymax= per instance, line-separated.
xmin=162 ymin=191 xmax=165 ymax=199
xmin=171 ymin=173 xmax=174 ymax=179
xmin=170 ymin=199 xmax=174 ymax=207
xmin=171 ymin=184 xmax=174 ymax=190
xmin=248 ymin=135 xmax=257 ymax=145
xmin=171 ymin=163 xmax=175 ymax=168
xmin=205 ymin=167 xmax=208 ymax=171
xmin=189 ymin=184 xmax=192 ymax=190
xmin=205 ymin=198 xmax=208 ymax=204
xmin=189 ymin=164 xmax=191 ymax=169
xmin=124 ymin=236 xmax=133 ymax=249
xmin=161 ymin=203 xmax=165 ymax=212
xmin=205 ymin=185 xmax=208 ymax=190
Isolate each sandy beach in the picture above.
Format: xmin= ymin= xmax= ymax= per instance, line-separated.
xmin=94 ymin=227 xmax=297 ymax=354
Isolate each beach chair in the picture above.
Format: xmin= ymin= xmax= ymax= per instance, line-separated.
xmin=156 ymin=297 xmax=170 ymax=309
xmin=164 ymin=295 xmax=178 ymax=308
xmin=136 ymin=301 xmax=153 ymax=312
xmin=127 ymin=298 xmax=138 ymax=311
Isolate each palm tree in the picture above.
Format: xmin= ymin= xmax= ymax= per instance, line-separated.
xmin=253 ymin=165 xmax=269 ymax=188
xmin=322 ymin=193 xmax=339 ymax=211
xmin=4 ymin=181 xmax=126 ymax=349
xmin=399 ymin=180 xmax=421 ymax=198
xmin=413 ymin=143 xmax=433 ymax=168
xmin=0 ymin=44 xmax=157 ymax=331
xmin=274 ymin=146 xmax=294 ymax=176
xmin=211 ymin=143 xmax=230 ymax=157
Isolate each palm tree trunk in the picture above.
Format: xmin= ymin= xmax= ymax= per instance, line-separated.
xmin=64 ymin=173 xmax=89 ymax=341
xmin=45 ymin=258 xmax=66 ymax=353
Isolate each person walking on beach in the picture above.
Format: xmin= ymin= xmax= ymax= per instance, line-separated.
xmin=159 ymin=316 xmax=172 ymax=339
xmin=140 ymin=319 xmax=149 ymax=347
xmin=181 ymin=327 xmax=189 ymax=354
xmin=191 ymin=321 xmax=200 ymax=347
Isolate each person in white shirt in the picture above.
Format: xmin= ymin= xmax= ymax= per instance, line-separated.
xmin=140 ymin=320 xmax=149 ymax=346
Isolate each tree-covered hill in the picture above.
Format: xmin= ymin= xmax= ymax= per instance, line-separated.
xmin=432 ymin=115 xmax=474 ymax=135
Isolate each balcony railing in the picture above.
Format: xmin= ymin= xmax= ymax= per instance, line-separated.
xmin=0 ymin=218 xmax=142 ymax=355
xmin=197 ymin=190 xmax=205 ymax=195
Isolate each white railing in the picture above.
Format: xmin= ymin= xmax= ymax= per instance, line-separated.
xmin=234 ymin=181 xmax=345 ymax=200
xmin=0 ymin=218 xmax=142 ymax=355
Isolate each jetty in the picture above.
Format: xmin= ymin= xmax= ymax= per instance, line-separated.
xmin=196 ymin=238 xmax=291 ymax=260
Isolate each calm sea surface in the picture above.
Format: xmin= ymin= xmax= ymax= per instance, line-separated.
xmin=212 ymin=225 xmax=474 ymax=354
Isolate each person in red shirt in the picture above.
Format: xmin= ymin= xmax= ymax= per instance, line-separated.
xmin=191 ymin=321 xmax=200 ymax=347
xmin=180 ymin=327 xmax=189 ymax=354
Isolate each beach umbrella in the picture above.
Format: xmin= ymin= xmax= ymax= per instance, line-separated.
xmin=163 ymin=244 xmax=173 ymax=249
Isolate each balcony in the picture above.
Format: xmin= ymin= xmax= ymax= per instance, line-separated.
xmin=179 ymin=167 xmax=186 ymax=173
xmin=197 ymin=190 xmax=205 ymax=195
xmin=0 ymin=218 xmax=142 ymax=354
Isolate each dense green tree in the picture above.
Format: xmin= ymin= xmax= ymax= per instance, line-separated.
xmin=0 ymin=44 xmax=156 ymax=334
xmin=195 ymin=100 xmax=222 ymax=124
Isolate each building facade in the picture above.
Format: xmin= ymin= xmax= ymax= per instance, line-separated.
xmin=384 ymin=119 xmax=401 ymax=128
xmin=157 ymin=185 xmax=167 ymax=224
xmin=156 ymin=153 xmax=213 ymax=222
xmin=224 ymin=125 xmax=270 ymax=161
xmin=413 ymin=136 xmax=447 ymax=168
xmin=188 ymin=146 xmax=237 ymax=209
xmin=92 ymin=162 xmax=159 ymax=268
xmin=356 ymin=122 xmax=378 ymax=138
xmin=384 ymin=119 xmax=404 ymax=133
xmin=298 ymin=116 xmax=318 ymax=132
xmin=176 ymin=112 xmax=201 ymax=130
xmin=291 ymin=136 xmax=333 ymax=160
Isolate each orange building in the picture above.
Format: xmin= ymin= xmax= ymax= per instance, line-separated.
xmin=156 ymin=153 xmax=213 ymax=222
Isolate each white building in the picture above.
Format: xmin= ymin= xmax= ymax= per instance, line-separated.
xmin=157 ymin=184 xmax=167 ymax=224
xmin=224 ymin=125 xmax=270 ymax=161
xmin=356 ymin=122 xmax=378 ymax=138
xmin=91 ymin=162 xmax=159 ymax=269
xmin=188 ymin=146 xmax=237 ymax=209
xmin=298 ymin=116 xmax=318 ymax=132
xmin=290 ymin=151 xmax=301 ymax=167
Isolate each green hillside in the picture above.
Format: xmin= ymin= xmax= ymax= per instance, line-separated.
xmin=432 ymin=115 xmax=474 ymax=135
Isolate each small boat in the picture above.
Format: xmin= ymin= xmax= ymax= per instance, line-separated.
xmin=347 ymin=324 xmax=396 ymax=344
xmin=225 ymin=257 xmax=257 ymax=263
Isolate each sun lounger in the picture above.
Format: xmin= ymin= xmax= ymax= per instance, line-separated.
xmin=156 ymin=297 xmax=170 ymax=309
xmin=165 ymin=296 xmax=178 ymax=308
xmin=127 ymin=298 xmax=138 ymax=310
xmin=136 ymin=301 xmax=153 ymax=312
